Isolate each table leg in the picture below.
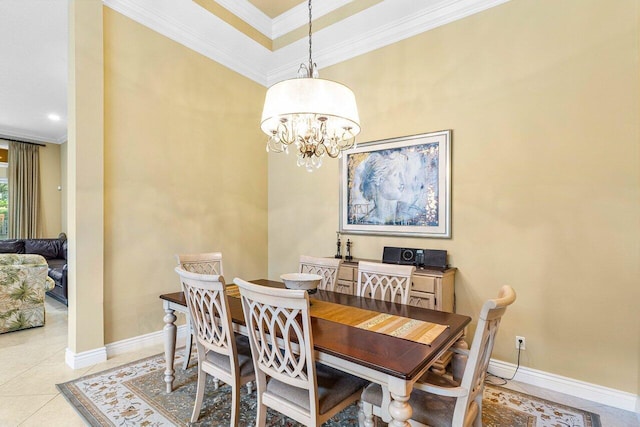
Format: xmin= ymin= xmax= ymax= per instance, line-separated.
xmin=163 ymin=303 xmax=177 ymax=393
xmin=388 ymin=392 xmax=412 ymax=427
xmin=387 ymin=378 xmax=412 ymax=427
xmin=451 ymin=330 xmax=469 ymax=384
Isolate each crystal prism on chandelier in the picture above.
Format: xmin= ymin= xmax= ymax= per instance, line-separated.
xmin=260 ymin=0 xmax=360 ymax=172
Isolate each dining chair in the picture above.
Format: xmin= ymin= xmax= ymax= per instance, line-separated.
xmin=360 ymin=285 xmax=517 ymax=427
xmin=356 ymin=260 xmax=415 ymax=304
xmin=175 ymin=267 xmax=255 ymax=425
xmin=175 ymin=252 xmax=224 ymax=369
xmin=299 ymin=255 xmax=342 ymax=292
xmin=234 ymin=277 xmax=369 ymax=427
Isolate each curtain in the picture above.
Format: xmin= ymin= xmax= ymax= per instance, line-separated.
xmin=8 ymin=142 xmax=40 ymax=239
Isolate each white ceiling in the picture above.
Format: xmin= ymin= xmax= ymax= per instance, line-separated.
xmin=0 ymin=0 xmax=508 ymax=146
xmin=0 ymin=0 xmax=68 ymax=144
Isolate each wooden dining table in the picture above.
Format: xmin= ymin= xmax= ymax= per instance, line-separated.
xmin=160 ymin=279 xmax=470 ymax=427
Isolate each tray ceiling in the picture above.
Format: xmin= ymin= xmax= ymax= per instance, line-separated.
xmin=0 ymin=0 xmax=509 ymax=145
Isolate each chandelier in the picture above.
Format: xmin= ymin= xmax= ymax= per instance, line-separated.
xmin=260 ymin=0 xmax=360 ymax=172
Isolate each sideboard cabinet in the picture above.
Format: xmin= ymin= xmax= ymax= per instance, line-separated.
xmin=336 ymin=259 xmax=456 ymax=312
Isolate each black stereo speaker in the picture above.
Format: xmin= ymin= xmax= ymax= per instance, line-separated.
xmin=423 ymin=249 xmax=447 ymax=269
xmin=383 ymin=247 xmax=422 ymax=266
xmin=382 ymin=247 xmax=448 ymax=268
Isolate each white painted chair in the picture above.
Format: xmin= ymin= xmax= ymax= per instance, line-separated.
xmin=175 ymin=252 xmax=224 ymax=369
xmin=175 ymin=267 xmax=254 ymax=425
xmin=356 ymin=261 xmax=415 ymax=304
xmin=299 ymin=255 xmax=342 ymax=292
xmin=234 ymin=277 xmax=369 ymax=427
xmin=360 ymin=285 xmax=517 ymax=427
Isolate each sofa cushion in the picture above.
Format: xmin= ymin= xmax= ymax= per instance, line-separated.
xmin=24 ymin=239 xmax=63 ymax=260
xmin=48 ymin=267 xmax=63 ymax=282
xmin=47 ymin=258 xmax=66 ymax=270
xmin=0 ymin=240 xmax=25 ymax=254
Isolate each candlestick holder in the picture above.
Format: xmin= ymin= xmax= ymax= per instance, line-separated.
xmin=334 ymin=232 xmax=342 ymax=259
xmin=345 ymin=239 xmax=353 ymax=261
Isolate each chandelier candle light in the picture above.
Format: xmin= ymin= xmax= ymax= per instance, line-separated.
xmin=260 ymin=0 xmax=360 ymax=172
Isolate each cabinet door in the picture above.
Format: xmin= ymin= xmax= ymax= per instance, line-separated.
xmin=412 ymin=275 xmax=436 ymax=293
xmin=409 ymin=292 xmax=435 ymax=310
xmin=335 ymin=280 xmax=353 ymax=295
xmin=338 ymin=266 xmax=354 ymax=281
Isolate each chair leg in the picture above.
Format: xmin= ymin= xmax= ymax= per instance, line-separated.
xmin=190 ymin=369 xmax=207 ymax=423
xmin=183 ymin=316 xmax=193 ymax=370
xmin=360 ymin=400 xmax=377 ymax=427
xmin=230 ymin=379 xmax=240 ymax=427
xmin=246 ymin=380 xmax=254 ymax=394
xmin=472 ymin=393 xmax=483 ymax=427
xmin=255 ymin=402 xmax=267 ymax=427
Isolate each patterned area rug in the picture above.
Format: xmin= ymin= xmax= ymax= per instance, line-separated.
xmin=57 ymin=352 xmax=601 ymax=427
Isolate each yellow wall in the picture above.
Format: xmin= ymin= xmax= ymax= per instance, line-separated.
xmin=60 ymin=141 xmax=67 ymax=234
xmin=39 ymin=142 xmax=62 ymax=237
xmin=268 ymin=0 xmax=639 ymax=393
xmin=103 ymin=9 xmax=268 ymax=342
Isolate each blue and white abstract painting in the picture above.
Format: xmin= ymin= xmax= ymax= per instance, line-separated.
xmin=347 ymin=143 xmax=440 ymax=226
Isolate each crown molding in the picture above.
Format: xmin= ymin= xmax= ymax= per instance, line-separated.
xmin=0 ymin=129 xmax=62 ymax=145
xmin=212 ymin=0 xmax=272 ymax=38
xmin=103 ymin=0 xmax=511 ymax=88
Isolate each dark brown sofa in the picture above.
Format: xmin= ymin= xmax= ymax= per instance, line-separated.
xmin=0 ymin=233 xmax=68 ymax=305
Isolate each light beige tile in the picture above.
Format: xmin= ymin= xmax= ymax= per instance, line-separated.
xmin=0 ymin=394 xmax=55 ymax=426
xmin=0 ymin=362 xmax=92 ymax=396
xmin=0 ymin=328 xmax=67 ymax=366
xmin=0 ymin=362 xmax=32 ymax=387
xmin=19 ymin=394 xmax=87 ymax=427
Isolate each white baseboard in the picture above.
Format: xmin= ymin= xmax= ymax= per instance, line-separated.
xmin=106 ymin=324 xmax=189 ymax=357
xmin=64 ymin=325 xmax=188 ymax=369
xmin=65 ymin=346 xmax=107 ymax=369
xmin=489 ymin=358 xmax=639 ymax=413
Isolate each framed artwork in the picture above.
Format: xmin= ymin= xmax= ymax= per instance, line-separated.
xmin=339 ymin=130 xmax=451 ymax=238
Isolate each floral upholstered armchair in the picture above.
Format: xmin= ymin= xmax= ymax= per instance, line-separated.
xmin=0 ymin=254 xmax=55 ymax=334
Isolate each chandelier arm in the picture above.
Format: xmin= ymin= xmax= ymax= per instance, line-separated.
xmin=311 ymin=118 xmax=325 ymax=145
xmin=324 ymin=144 xmax=341 ymax=158
xmin=276 ymin=121 xmax=296 ymax=145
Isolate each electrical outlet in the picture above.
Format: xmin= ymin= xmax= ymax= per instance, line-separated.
xmin=516 ymin=336 xmax=526 ymax=350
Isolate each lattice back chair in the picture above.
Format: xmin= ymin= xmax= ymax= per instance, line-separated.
xmin=234 ymin=278 xmax=368 ymax=427
xmin=175 ymin=267 xmax=254 ymax=425
xmin=299 ymin=255 xmax=342 ymax=292
xmin=361 ymin=285 xmax=517 ymax=427
xmin=175 ymin=252 xmax=224 ymax=369
xmin=356 ymin=261 xmax=416 ymax=305
xmin=176 ymin=252 xmax=224 ymax=275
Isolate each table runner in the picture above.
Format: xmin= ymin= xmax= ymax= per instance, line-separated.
xmin=225 ymin=284 xmax=447 ymax=346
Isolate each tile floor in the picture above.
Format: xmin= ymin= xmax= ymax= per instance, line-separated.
xmin=0 ymin=297 xmax=638 ymax=426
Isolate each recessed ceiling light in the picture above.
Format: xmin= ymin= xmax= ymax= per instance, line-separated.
xmin=48 ymin=113 xmax=61 ymax=122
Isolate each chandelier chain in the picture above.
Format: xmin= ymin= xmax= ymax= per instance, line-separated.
xmin=308 ymin=0 xmax=313 ymax=75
